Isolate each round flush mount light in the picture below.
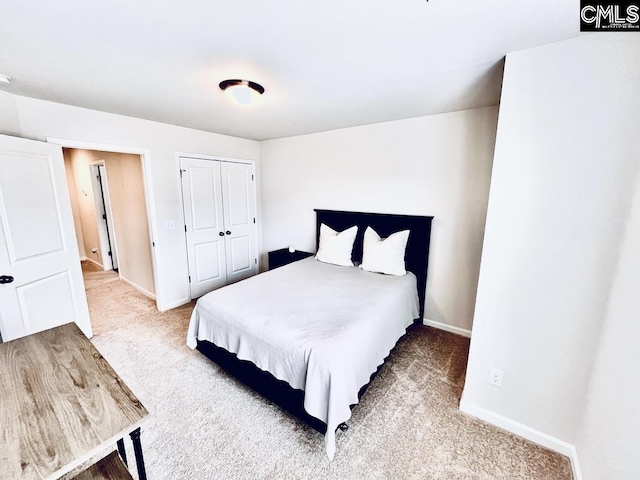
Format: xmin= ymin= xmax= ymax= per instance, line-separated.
xmin=0 ymin=74 xmax=11 ymax=85
xmin=219 ymin=79 xmax=264 ymax=105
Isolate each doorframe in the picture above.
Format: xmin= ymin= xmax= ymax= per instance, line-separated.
xmin=175 ymin=152 xmax=260 ymax=301
xmin=47 ymin=137 xmax=162 ymax=311
xmin=97 ymin=164 xmax=119 ymax=271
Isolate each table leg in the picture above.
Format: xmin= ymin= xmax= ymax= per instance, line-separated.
xmin=117 ymin=438 xmax=128 ymax=466
xmin=129 ymin=428 xmax=147 ymax=480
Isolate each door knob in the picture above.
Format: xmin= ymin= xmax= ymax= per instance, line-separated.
xmin=0 ymin=275 xmax=14 ymax=284
xmin=226 ymin=231 xmax=231 ymax=235
xmin=219 ymin=232 xmax=224 ymax=236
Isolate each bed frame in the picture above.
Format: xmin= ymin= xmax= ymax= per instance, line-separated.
xmin=196 ymin=209 xmax=433 ymax=434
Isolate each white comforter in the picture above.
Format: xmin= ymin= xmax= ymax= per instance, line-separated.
xmin=186 ymin=257 xmax=419 ymax=459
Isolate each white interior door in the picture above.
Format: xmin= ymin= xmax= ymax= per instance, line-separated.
xmin=0 ymin=134 xmax=92 ymax=342
xmin=98 ymin=165 xmax=119 ymax=271
xmin=180 ymin=157 xmax=227 ymax=298
xmin=220 ymin=161 xmax=258 ymax=284
xmin=90 ymin=164 xmax=117 ymax=271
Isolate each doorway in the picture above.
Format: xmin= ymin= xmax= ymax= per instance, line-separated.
xmin=63 ymin=148 xmax=156 ymax=300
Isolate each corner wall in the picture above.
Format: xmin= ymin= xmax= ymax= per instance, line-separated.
xmin=461 ymin=34 xmax=640 ymax=479
xmin=574 ymin=161 xmax=640 ymax=478
xmin=260 ymin=107 xmax=498 ymax=333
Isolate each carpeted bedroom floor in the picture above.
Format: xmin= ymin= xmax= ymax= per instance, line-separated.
xmin=82 ymin=262 xmax=573 ymax=480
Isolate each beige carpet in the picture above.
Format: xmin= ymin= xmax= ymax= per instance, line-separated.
xmin=82 ymin=262 xmax=572 ymax=480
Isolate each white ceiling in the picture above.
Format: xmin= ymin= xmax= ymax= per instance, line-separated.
xmin=0 ymin=1 xmax=580 ymax=141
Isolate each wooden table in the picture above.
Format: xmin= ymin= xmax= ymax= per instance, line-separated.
xmin=0 ymin=323 xmax=149 ymax=479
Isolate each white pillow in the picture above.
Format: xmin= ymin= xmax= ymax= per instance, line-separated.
xmin=315 ymin=224 xmax=358 ymax=267
xmin=361 ymin=227 xmax=410 ymax=276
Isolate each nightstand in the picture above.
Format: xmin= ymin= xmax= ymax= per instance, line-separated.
xmin=268 ymin=248 xmax=314 ymax=270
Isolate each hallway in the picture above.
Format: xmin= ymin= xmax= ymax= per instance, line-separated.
xmin=82 ymin=260 xmax=159 ymax=337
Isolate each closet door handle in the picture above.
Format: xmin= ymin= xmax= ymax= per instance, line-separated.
xmin=0 ymin=275 xmax=14 ymax=284
xmin=226 ymin=231 xmax=231 ymax=235
xmin=218 ymin=232 xmax=224 ymax=237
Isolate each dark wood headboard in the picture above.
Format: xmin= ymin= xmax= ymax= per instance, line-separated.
xmin=314 ymin=209 xmax=433 ymax=321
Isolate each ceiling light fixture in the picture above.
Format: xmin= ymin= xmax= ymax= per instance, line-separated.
xmin=0 ymin=74 xmax=11 ymax=85
xmin=219 ymin=79 xmax=265 ymax=105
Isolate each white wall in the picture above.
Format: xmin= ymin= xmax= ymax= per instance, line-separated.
xmin=0 ymin=92 xmax=259 ymax=311
xmin=100 ymin=150 xmax=155 ymax=298
xmin=575 ymin=175 xmax=640 ymax=480
xmin=260 ymin=107 xmax=498 ymax=332
xmin=0 ymin=91 xmax=21 ymax=137
xmin=64 ymin=148 xmax=104 ymax=266
xmin=63 ymin=154 xmax=86 ymax=258
xmin=461 ymin=34 xmax=640 ymax=477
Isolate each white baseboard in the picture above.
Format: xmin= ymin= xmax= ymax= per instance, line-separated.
xmin=459 ymin=400 xmax=582 ymax=480
xmin=571 ymin=449 xmax=583 ymax=480
xmin=423 ymin=318 xmax=472 ymax=338
xmin=119 ymin=276 xmax=156 ymax=300
xmin=81 ymin=256 xmax=103 ymax=268
xmin=157 ymin=297 xmax=191 ymax=312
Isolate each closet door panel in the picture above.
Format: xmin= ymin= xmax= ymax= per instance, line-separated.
xmin=225 ymin=170 xmax=250 ymax=226
xmin=221 ymin=162 xmax=258 ymax=284
xmin=180 ymin=158 xmax=227 ymax=298
xmin=193 ymin=242 xmax=224 ymax=282
xmin=228 ymin=236 xmax=251 ymax=272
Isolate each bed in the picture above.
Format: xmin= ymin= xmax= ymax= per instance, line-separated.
xmin=187 ymin=209 xmax=433 ymax=459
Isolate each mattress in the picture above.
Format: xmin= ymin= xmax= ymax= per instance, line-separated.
xmin=186 ymin=257 xmax=419 ymax=459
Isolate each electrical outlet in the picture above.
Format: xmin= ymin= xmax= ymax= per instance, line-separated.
xmin=489 ymin=368 xmax=504 ymax=388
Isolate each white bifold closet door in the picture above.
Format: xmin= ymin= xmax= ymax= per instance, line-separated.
xmin=180 ymin=157 xmax=258 ymax=299
xmin=0 ymin=134 xmax=92 ymax=341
